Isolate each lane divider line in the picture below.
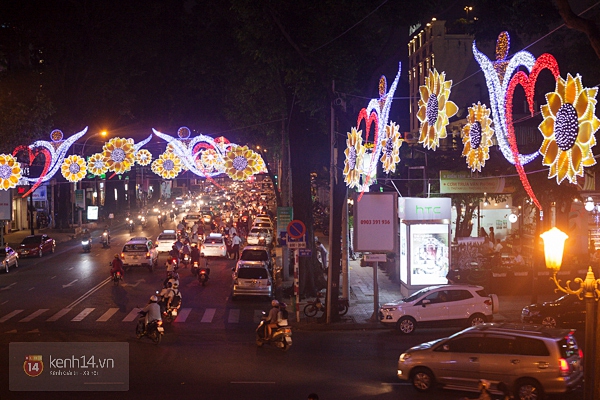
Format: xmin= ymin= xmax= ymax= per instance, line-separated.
xmin=65 ymin=277 xmax=111 ymax=309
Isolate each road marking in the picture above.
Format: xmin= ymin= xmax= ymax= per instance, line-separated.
xmin=0 ymin=282 xmax=17 ymax=291
xmin=62 ymin=279 xmax=79 ymax=288
xmin=174 ymin=308 xmax=192 ymax=322
xmin=0 ymin=310 xmax=24 ymax=323
xmin=201 ymin=308 xmax=216 ymax=323
xmin=227 ymin=309 xmax=240 ymax=324
xmin=5 ymin=329 xmax=17 ymax=333
xmin=66 ymin=277 xmax=111 ymax=309
xmin=71 ymin=308 xmax=95 ymax=321
xmin=28 ymin=287 xmax=35 ymax=291
xmin=19 ymin=309 xmax=49 ymax=322
xmin=122 ymin=308 xmax=141 ymax=322
xmin=231 ymin=381 xmax=276 ymax=384
xmin=1 ymin=300 xmax=8 ymax=305
xmin=50 ymin=276 xmax=56 ymax=279
xmin=47 ymin=308 xmax=72 ymax=321
xmin=68 ymin=267 xmax=73 ymax=270
xmin=96 ymin=308 xmax=119 ymax=322
xmin=121 ymin=279 xmax=145 ymax=288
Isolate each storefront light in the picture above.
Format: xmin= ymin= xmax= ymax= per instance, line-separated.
xmin=584 ymin=196 xmax=595 ymax=212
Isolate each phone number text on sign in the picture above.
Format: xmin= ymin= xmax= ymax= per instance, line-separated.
xmin=360 ymin=219 xmax=391 ymax=225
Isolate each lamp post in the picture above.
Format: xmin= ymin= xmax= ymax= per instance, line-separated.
xmin=541 ymin=227 xmax=598 ymax=400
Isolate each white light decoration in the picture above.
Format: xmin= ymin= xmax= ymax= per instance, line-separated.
xmin=508 ymin=213 xmax=518 ymax=223
xmin=585 ymin=197 xmax=595 ymax=212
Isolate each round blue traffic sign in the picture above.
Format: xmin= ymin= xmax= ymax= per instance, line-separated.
xmin=287 ymin=220 xmax=306 ymax=239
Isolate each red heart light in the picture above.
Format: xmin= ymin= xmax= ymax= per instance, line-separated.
xmin=11 ymin=145 xmax=52 ymax=198
xmin=355 ymin=108 xmax=379 ymax=201
xmin=505 ymin=53 xmax=560 ymax=211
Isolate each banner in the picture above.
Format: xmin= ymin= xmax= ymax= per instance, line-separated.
xmin=439 ymin=170 xmax=514 ymax=194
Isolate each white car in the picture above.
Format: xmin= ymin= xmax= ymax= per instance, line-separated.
xmin=247 ymin=227 xmax=273 ymax=246
xmin=155 ymin=230 xmax=177 ymax=253
xmin=253 ymin=216 xmax=272 ymax=226
xmin=184 ymin=213 xmax=202 ymax=229
xmin=121 ymin=238 xmax=159 ymax=271
xmin=379 ymin=285 xmax=499 ymax=334
xmin=201 ymin=233 xmax=227 ymax=257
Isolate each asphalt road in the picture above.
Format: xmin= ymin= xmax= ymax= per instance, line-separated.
xmin=0 ymin=218 xmax=584 ymax=400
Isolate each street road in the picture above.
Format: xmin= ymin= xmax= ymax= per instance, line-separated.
xmin=0 ymin=217 xmax=584 ymax=400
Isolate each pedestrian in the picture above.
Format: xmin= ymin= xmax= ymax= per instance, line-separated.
xmin=462 ymin=379 xmax=492 ymax=400
xmin=315 ymin=238 xmax=328 ymax=271
xmin=231 ymin=232 xmax=243 ymax=260
xmin=488 ymin=227 xmax=495 ymax=244
xmin=479 ymin=227 xmax=488 ymax=238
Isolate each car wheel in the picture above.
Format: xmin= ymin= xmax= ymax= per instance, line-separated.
xmin=397 ymin=316 xmax=416 ymax=334
xmin=411 ymin=368 xmax=434 ymax=392
xmin=541 ymin=316 xmax=558 ymax=328
xmin=468 ymin=313 xmax=487 ymax=327
xmin=515 ymin=378 xmax=543 ymax=400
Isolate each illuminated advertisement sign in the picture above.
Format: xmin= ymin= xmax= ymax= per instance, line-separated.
xmin=410 ymin=224 xmax=449 ymax=286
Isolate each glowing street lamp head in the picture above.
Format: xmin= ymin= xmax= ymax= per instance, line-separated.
xmin=540 ymin=227 xmax=568 ymax=272
xmin=585 ymin=197 xmax=595 ymax=212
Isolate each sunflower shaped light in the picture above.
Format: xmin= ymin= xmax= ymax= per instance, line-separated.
xmin=102 ymin=137 xmax=135 ymax=174
xmin=200 ymin=149 xmax=218 ymax=171
xmin=461 ymin=102 xmax=495 ymax=172
xmin=343 ymin=127 xmax=366 ymax=188
xmin=417 ymin=69 xmax=458 ymax=150
xmin=380 ymin=122 xmax=403 ymax=174
xmin=61 ymin=155 xmax=87 ymax=183
xmin=135 ymin=149 xmax=152 ymax=166
xmin=151 ymin=151 xmax=182 ymax=179
xmin=224 ymin=145 xmax=259 ymax=181
xmin=0 ymin=154 xmax=22 ymax=190
xmin=88 ymin=153 xmax=109 ymax=176
xmin=539 ymin=73 xmax=600 ymax=184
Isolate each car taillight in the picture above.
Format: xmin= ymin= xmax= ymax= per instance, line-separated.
xmin=484 ymin=299 xmax=492 ymax=306
xmin=120 ymin=253 xmax=125 ymax=259
xmin=559 ymin=358 xmax=570 ymax=376
xmin=220 ymin=246 xmax=224 ymax=250
xmin=146 ymin=252 xmax=150 ymax=258
xmin=200 ymin=269 xmax=206 ymax=273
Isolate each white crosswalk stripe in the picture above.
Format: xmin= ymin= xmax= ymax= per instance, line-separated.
xmin=227 ymin=308 xmax=240 ymax=324
xmin=47 ymin=308 xmax=72 ymax=322
xmin=71 ymin=308 xmax=95 ymax=321
xmin=0 ymin=310 xmax=24 ymax=323
xmin=20 ymin=309 xmax=49 ymax=322
xmin=123 ymin=308 xmax=141 ymax=322
xmin=201 ymin=308 xmax=216 ymax=323
xmin=173 ymin=308 xmax=192 ymax=323
xmin=96 ymin=308 xmax=119 ymax=322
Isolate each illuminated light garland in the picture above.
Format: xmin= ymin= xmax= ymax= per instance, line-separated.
xmin=223 ymin=145 xmax=260 ymax=181
xmin=343 ymin=127 xmax=366 ymax=189
xmin=102 ymin=137 xmax=135 ymax=174
xmin=88 ymin=153 xmax=109 ymax=176
xmin=461 ymin=102 xmax=494 ymax=172
xmin=61 ymin=155 xmax=87 ymax=183
xmin=0 ymin=154 xmax=22 ymax=189
xmin=380 ymin=121 xmax=403 ymax=174
xmin=135 ymin=149 xmax=152 ymax=166
xmin=151 ymin=151 xmax=182 ymax=179
xmin=505 ymin=53 xmax=561 ymax=209
xmin=416 ymin=69 xmax=458 ymax=150
xmin=538 ymin=72 xmax=599 ymax=184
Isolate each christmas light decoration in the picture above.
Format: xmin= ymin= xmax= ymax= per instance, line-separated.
xmin=135 ymin=149 xmax=152 ymax=166
xmin=61 ymin=155 xmax=87 ymax=182
xmin=0 ymin=154 xmax=22 ymax=189
xmin=151 ymin=151 xmax=182 ymax=179
xmin=380 ymin=121 xmax=403 ymax=173
xmin=461 ymin=102 xmax=494 ymax=172
xmin=417 ymin=69 xmax=458 ymax=150
xmin=88 ymin=153 xmax=108 ymax=176
xmin=343 ymin=127 xmax=366 ymax=189
xmin=102 ymin=137 xmax=135 ymax=174
xmin=224 ymin=145 xmax=260 ymax=181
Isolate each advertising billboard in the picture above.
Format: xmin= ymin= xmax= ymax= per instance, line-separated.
xmin=354 ymin=192 xmax=398 ymax=252
xmin=410 ymin=224 xmax=449 ymax=286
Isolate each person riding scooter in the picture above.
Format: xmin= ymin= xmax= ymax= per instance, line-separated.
xmin=140 ymin=295 xmax=162 ymax=332
xmin=266 ymin=300 xmax=280 ymax=339
xmin=110 ymin=254 xmax=125 ymax=278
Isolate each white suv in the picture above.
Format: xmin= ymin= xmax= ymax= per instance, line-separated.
xmin=379 ymin=285 xmax=499 ymax=334
xmin=121 ymin=238 xmax=159 ymax=271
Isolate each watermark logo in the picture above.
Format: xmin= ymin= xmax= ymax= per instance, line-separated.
xmin=23 ymin=355 xmax=43 ymax=377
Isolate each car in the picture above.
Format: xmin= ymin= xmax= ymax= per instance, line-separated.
xmin=155 ymin=230 xmax=177 ymax=253
xmin=16 ymin=234 xmax=56 ymax=258
xmin=232 ymin=260 xmax=273 ymax=299
xmin=1 ymin=246 xmax=18 ymax=272
xmin=247 ymin=227 xmax=274 ymax=246
xmin=121 ymin=238 xmax=158 ymax=271
xmin=239 ymin=245 xmax=273 ymax=271
xmin=201 ymin=233 xmax=227 ymax=257
xmin=397 ymin=323 xmax=583 ymax=399
xmin=252 ymin=221 xmax=273 ymax=230
xmin=253 ymin=216 xmax=272 ymax=226
xmin=521 ymin=294 xmax=586 ymax=328
xmin=379 ymin=284 xmax=499 ymax=334
xmin=184 ymin=213 xmax=202 ymax=228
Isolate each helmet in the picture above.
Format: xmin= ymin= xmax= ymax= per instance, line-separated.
xmin=280 ymin=302 xmax=287 ymax=309
xmin=114 ymin=254 xmax=120 ymax=259
xmin=173 ymin=283 xmax=179 ymax=289
xmin=271 ymin=299 xmax=279 ymax=307
xmin=150 ymin=295 xmax=158 ymax=302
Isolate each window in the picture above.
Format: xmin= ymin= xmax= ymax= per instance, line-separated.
xmin=422 ymin=290 xmax=449 ymax=304
xmin=516 ymin=337 xmax=550 ymax=356
xmin=482 ymin=335 xmax=516 ymax=354
xmin=449 ymin=290 xmax=473 ymax=302
xmin=237 ymin=268 xmax=269 ymax=279
xmin=444 ymin=336 xmax=483 ymax=353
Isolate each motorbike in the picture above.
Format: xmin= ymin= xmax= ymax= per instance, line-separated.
xmin=198 ymin=266 xmax=210 ymax=286
xmin=179 ymin=252 xmax=190 ymax=268
xmin=101 ymin=231 xmax=110 ymax=248
xmin=112 ymin=271 xmax=122 ymax=286
xmin=162 ymin=303 xmax=180 ymax=323
xmin=81 ymin=238 xmax=92 ymax=253
xmin=135 ymin=310 xmax=164 ymax=344
xmin=303 ymin=293 xmax=349 ymax=317
xmin=126 ymin=217 xmax=135 ymax=233
xmin=191 ymin=261 xmax=199 ymax=276
xmin=139 ymin=215 xmax=147 ymax=228
xmin=255 ymin=311 xmax=292 ymax=351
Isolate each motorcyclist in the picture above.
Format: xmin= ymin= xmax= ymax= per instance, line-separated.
xmin=278 ymin=302 xmax=289 ymax=326
xmin=265 ymin=299 xmax=280 ymax=339
xmin=82 ymin=229 xmax=91 ymax=240
xmin=141 ymin=295 xmax=162 ymax=331
xmin=179 ymin=242 xmax=191 ymax=268
xmin=157 ymin=282 xmax=172 ymax=313
xmin=103 ymin=225 xmax=111 ymax=244
xmin=110 ymin=254 xmax=125 ymax=277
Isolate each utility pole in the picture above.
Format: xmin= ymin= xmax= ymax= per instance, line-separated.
xmin=326 ymin=80 xmax=335 ymax=323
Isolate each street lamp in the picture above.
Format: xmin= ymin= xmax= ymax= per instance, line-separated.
xmin=541 ymin=227 xmax=598 ymax=400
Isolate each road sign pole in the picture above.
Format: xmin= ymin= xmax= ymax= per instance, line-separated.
xmin=294 ymin=248 xmax=300 ymax=322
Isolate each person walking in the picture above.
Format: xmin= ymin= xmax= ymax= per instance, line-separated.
xmin=231 ymin=232 xmax=243 ymax=260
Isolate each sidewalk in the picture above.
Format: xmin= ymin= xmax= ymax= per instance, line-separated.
xmin=277 ymin=240 xmax=558 ymax=331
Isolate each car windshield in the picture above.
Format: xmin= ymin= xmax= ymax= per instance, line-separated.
xmin=241 ymin=250 xmax=268 ymax=261
xmin=123 ymin=244 xmax=148 ymax=252
xmin=21 ymin=237 xmax=41 ymax=244
xmin=158 ymin=234 xmax=176 ymax=241
xmin=205 ymin=237 xmax=223 ymax=244
xmin=237 ymin=268 xmax=269 ymax=279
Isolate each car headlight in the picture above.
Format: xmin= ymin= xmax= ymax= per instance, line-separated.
xmin=399 ymin=353 xmax=411 ymax=362
xmin=381 ymin=307 xmax=397 ymax=312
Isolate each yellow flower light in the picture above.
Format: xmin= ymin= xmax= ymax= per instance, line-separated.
xmin=343 ymin=127 xmax=366 ymax=188
xmin=102 ymin=137 xmax=135 ymax=174
xmin=61 ymin=155 xmax=87 ymax=183
xmin=0 ymin=154 xmax=22 ymax=189
xmin=461 ymin=102 xmax=495 ymax=172
xmin=539 ymin=73 xmax=600 ymax=184
xmin=151 ymin=151 xmax=182 ymax=179
xmin=200 ymin=149 xmax=218 ymax=171
xmin=224 ymin=145 xmax=259 ymax=181
xmin=380 ymin=122 xmax=403 ymax=174
xmin=417 ymin=69 xmax=458 ymax=150
xmin=135 ymin=149 xmax=152 ymax=166
xmin=88 ymin=153 xmax=108 ymax=176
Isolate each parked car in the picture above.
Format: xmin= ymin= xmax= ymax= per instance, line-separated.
xmin=1 ymin=246 xmax=18 ymax=272
xmin=155 ymin=230 xmax=177 ymax=253
xmin=521 ymin=294 xmax=586 ymax=328
xmin=232 ymin=260 xmax=273 ymax=300
xmin=379 ymin=284 xmax=499 ymax=334
xmin=16 ymin=234 xmax=55 ymax=258
xmin=121 ymin=238 xmax=158 ymax=271
xmin=201 ymin=233 xmax=227 ymax=258
xmin=397 ymin=323 xmax=583 ymax=399
xmin=246 ymin=227 xmax=273 ymax=246
xmin=240 ymin=245 xmax=273 ymax=271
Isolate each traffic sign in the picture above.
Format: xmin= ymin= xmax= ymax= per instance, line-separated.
xmin=287 ymin=220 xmax=306 ymax=239
xmin=299 ymin=249 xmax=312 ymax=257
xmin=288 ymin=242 xmax=307 ymax=249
